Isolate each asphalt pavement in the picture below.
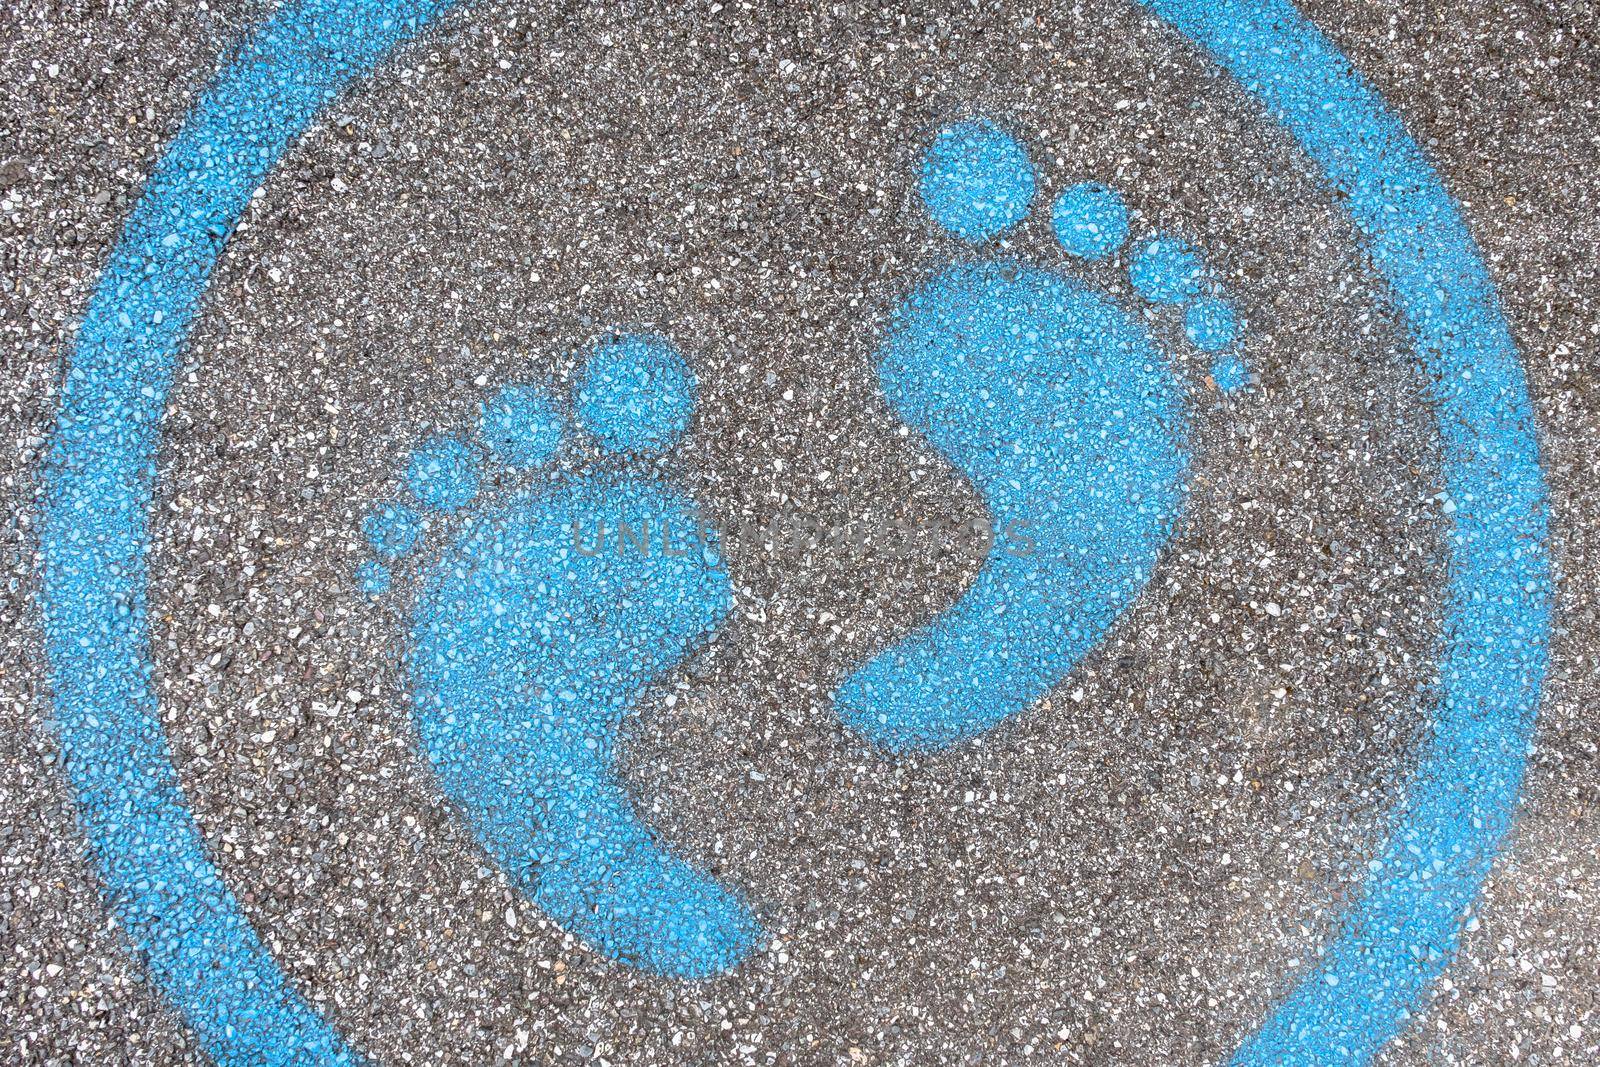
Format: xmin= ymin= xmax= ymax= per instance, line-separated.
xmin=2 ymin=1 xmax=1597 ymax=1063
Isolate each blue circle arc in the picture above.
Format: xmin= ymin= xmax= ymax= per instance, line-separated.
xmin=35 ymin=1 xmax=1549 ymax=1065
xmin=1151 ymin=1 xmax=1551 ymax=1060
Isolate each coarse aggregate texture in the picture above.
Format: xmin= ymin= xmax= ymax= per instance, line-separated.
xmin=2 ymin=1 xmax=1598 ymax=1065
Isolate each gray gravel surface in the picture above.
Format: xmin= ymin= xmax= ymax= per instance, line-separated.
xmin=2 ymin=1 xmax=1597 ymax=1063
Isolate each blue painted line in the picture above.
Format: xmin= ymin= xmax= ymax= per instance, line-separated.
xmin=1141 ymin=0 xmax=1551 ymax=1060
xmin=37 ymin=1 xmax=458 ymax=1063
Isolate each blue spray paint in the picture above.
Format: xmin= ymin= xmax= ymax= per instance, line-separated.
xmin=479 ymin=383 xmax=564 ymax=469
xmin=836 ymin=257 xmax=1191 ymax=749
xmin=574 ymin=334 xmax=699 ymax=454
xmin=367 ymin=336 xmax=760 ymax=978
xmin=407 ymin=476 xmax=755 ymax=977
xmin=1138 ymin=0 xmax=1552 ymax=1060
xmin=838 ymin=126 xmax=1247 ymax=751
xmin=1211 ymin=350 xmax=1251 ymax=394
xmin=837 ymin=3 xmax=1549 ymax=1051
xmin=1185 ymin=297 xmax=1241 ymax=353
xmin=37 ymin=0 xmax=1548 ymax=1061
xmin=1050 ymin=181 xmax=1132 ymax=260
xmin=363 ymin=502 xmax=423 ymax=560
xmin=918 ymin=118 xmax=1037 ymax=242
xmin=356 ymin=559 xmax=392 ymax=597
xmin=1129 ymin=234 xmax=1208 ymax=303
xmin=405 ymin=435 xmax=481 ymax=512
xmin=36 ymin=1 xmax=459 ymax=1063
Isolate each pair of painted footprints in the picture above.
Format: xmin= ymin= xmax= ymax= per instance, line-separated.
xmin=357 ymin=120 xmax=1251 ymax=978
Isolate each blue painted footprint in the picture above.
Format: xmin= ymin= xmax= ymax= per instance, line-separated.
xmin=358 ymin=335 xmax=759 ymax=979
xmin=837 ymin=118 xmax=1252 ymax=751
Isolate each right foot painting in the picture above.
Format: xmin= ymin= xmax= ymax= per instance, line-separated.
xmin=836 ymin=117 xmax=1251 ymax=752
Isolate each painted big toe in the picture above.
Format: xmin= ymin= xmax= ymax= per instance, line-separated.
xmin=361 ymin=334 xmax=760 ymax=977
xmin=838 ymin=120 xmax=1252 ymax=752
